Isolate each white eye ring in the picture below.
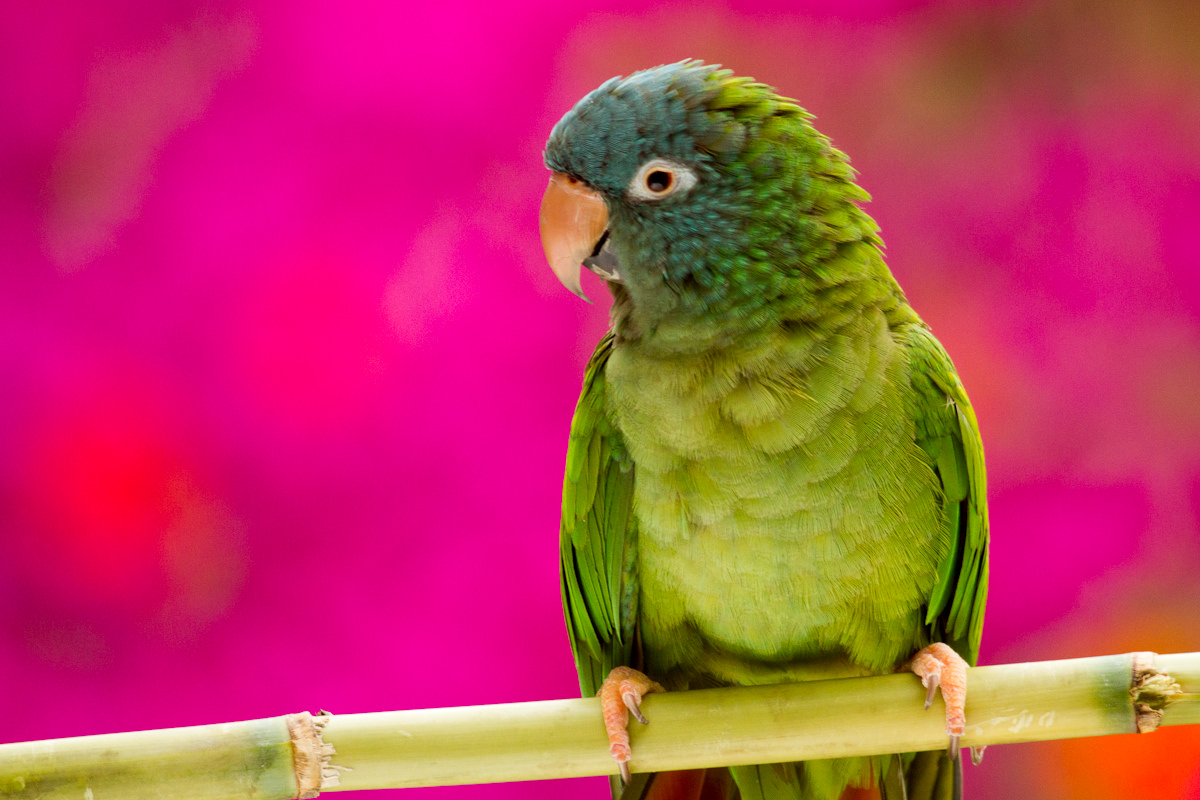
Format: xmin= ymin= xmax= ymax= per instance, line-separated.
xmin=627 ymin=159 xmax=697 ymax=201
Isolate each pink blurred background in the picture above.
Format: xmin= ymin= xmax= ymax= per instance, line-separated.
xmin=2 ymin=1 xmax=1199 ymax=797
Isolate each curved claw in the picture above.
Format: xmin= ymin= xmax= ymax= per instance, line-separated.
xmin=922 ymin=670 xmax=940 ymax=710
xmin=599 ymin=667 xmax=664 ymax=783
xmin=623 ymin=687 xmax=651 ymax=725
xmin=910 ymin=643 xmax=969 ymax=757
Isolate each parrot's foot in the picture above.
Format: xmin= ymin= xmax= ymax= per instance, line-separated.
xmin=909 ymin=643 xmax=968 ymax=759
xmin=599 ymin=666 xmax=665 ymax=784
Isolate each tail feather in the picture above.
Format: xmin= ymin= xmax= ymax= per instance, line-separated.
xmin=620 ymin=769 xmax=735 ymax=800
xmin=729 ymin=763 xmax=801 ymax=800
xmin=616 ymin=753 xmax=961 ymax=800
xmin=890 ymin=752 xmax=961 ymax=800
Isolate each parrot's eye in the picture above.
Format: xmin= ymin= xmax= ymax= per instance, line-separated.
xmin=628 ymin=159 xmax=697 ymax=201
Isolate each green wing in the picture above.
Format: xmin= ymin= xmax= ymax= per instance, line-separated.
xmin=560 ymin=332 xmax=639 ymax=698
xmin=906 ymin=324 xmax=989 ymax=665
xmin=888 ymin=324 xmax=990 ymax=800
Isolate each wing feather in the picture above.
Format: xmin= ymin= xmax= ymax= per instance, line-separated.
xmin=906 ymin=325 xmax=989 ymax=664
xmin=560 ymin=333 xmax=639 ymax=697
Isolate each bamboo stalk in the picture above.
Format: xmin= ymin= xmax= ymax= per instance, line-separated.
xmin=0 ymin=652 xmax=1195 ymax=798
xmin=0 ymin=714 xmax=308 ymax=799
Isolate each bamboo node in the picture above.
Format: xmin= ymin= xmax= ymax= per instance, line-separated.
xmin=287 ymin=711 xmax=339 ymax=798
xmin=1130 ymin=652 xmax=1184 ymax=733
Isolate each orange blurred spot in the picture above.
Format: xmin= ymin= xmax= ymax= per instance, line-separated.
xmin=156 ymin=478 xmax=246 ymax=637
xmin=1026 ymin=587 xmax=1200 ymax=799
xmin=1049 ymin=727 xmax=1200 ymax=800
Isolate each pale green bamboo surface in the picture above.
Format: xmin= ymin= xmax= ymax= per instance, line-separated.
xmin=0 ymin=716 xmax=299 ymax=799
xmin=0 ymin=651 xmax=1195 ymax=798
xmin=322 ymin=651 xmax=1197 ymax=791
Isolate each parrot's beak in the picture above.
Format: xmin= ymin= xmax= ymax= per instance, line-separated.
xmin=539 ymin=172 xmax=609 ymax=301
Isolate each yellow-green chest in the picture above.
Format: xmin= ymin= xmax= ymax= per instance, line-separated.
xmin=604 ymin=308 xmax=949 ymax=682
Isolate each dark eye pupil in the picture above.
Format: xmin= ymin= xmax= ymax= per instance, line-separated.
xmin=646 ymin=170 xmax=673 ymax=193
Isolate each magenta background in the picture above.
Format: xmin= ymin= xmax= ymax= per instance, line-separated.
xmin=2 ymin=1 xmax=1200 ymax=798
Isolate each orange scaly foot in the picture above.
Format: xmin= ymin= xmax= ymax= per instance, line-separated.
xmin=909 ymin=642 xmax=969 ymax=758
xmin=599 ymin=666 xmax=665 ymax=783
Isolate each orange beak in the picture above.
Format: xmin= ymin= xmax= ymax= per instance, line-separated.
xmin=539 ymin=172 xmax=608 ymax=301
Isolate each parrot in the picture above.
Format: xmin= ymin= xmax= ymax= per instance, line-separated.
xmin=538 ymin=61 xmax=989 ymax=800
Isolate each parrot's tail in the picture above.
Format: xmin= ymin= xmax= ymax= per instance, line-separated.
xmin=886 ymin=751 xmax=961 ymax=800
xmin=618 ymin=754 xmax=962 ymax=800
xmin=618 ymin=768 xmax=732 ymax=800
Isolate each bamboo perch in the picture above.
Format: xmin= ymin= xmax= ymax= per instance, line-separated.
xmin=0 ymin=652 xmax=1196 ymax=798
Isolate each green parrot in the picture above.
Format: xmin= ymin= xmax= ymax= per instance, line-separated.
xmin=539 ymin=61 xmax=989 ymax=800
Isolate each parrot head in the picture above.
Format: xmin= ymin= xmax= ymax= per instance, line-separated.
xmin=540 ymin=60 xmax=877 ymax=329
